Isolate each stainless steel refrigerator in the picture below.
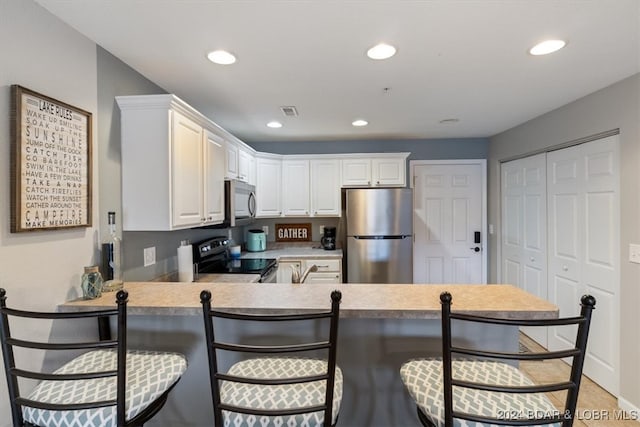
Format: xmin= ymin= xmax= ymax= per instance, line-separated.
xmin=345 ymin=188 xmax=413 ymax=283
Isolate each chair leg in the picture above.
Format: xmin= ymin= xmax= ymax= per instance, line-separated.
xmin=416 ymin=406 xmax=437 ymax=427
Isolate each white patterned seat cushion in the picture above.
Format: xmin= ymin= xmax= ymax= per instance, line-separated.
xmin=400 ymin=359 xmax=561 ymax=427
xmin=22 ymin=349 xmax=187 ymax=427
xmin=219 ymin=357 xmax=343 ymax=427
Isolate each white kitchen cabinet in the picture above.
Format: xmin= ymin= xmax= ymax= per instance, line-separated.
xmin=203 ymin=130 xmax=226 ymax=224
xmin=341 ymin=154 xmax=408 ymax=187
xmin=171 ymin=112 xmax=205 ymax=228
xmin=302 ymin=258 xmax=342 ymax=283
xmin=238 ymin=147 xmax=253 ymax=183
xmin=311 ymin=159 xmax=341 ymax=216
xmin=282 ymin=160 xmax=310 ymax=216
xmin=225 ymin=141 xmax=239 ymax=180
xmin=276 ymin=260 xmax=302 ymax=283
xmin=341 ymin=158 xmax=372 ymax=186
xmin=276 ymin=258 xmax=342 ymax=283
xmin=372 ymin=157 xmax=405 ymax=186
xmin=256 ymin=156 xmax=282 ymax=217
xmin=117 ymin=94 xmax=226 ymax=231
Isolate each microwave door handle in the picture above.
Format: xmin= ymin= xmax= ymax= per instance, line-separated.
xmin=248 ymin=191 xmax=256 ymax=217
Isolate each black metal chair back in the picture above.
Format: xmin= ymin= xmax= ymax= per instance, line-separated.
xmin=439 ymin=291 xmax=596 ymax=427
xmin=0 ymin=288 xmax=128 ymax=426
xmin=200 ymin=289 xmax=342 ymax=427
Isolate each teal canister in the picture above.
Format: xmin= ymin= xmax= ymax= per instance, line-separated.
xmin=246 ymin=229 xmax=266 ymax=252
xmin=81 ymin=265 xmax=103 ymax=299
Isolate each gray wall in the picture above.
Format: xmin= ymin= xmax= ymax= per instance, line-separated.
xmin=488 ymin=73 xmax=640 ymax=410
xmin=0 ymin=1 xmax=100 ymax=423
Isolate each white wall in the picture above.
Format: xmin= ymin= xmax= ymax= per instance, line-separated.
xmin=0 ymin=0 xmax=99 ymax=423
xmin=488 ymin=74 xmax=640 ymax=410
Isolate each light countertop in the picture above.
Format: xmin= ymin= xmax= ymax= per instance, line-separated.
xmin=240 ymin=242 xmax=342 ymax=260
xmin=60 ymin=282 xmax=557 ymax=320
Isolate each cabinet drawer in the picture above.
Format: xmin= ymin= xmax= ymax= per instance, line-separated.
xmin=304 ymin=272 xmax=342 ymax=284
xmin=303 ymin=258 xmax=341 ymax=272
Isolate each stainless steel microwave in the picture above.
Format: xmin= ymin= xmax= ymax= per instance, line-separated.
xmin=224 ymin=179 xmax=256 ymax=227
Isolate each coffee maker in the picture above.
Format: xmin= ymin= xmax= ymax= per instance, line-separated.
xmin=321 ymin=227 xmax=336 ymax=250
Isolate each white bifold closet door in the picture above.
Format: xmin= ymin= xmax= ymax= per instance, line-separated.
xmin=501 ymin=153 xmax=548 ymax=347
xmin=547 ymin=135 xmax=619 ymax=395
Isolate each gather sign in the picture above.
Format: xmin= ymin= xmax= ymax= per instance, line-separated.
xmin=275 ymin=223 xmax=312 ymax=242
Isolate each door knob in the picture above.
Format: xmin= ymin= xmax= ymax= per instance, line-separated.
xmin=470 ymin=247 xmax=480 ymax=252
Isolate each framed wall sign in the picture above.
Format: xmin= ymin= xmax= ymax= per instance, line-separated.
xmin=275 ymin=223 xmax=312 ymax=242
xmin=10 ymin=85 xmax=93 ymax=232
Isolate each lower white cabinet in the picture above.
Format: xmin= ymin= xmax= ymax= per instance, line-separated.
xmin=276 ymin=258 xmax=342 ymax=284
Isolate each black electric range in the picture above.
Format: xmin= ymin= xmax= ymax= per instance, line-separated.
xmin=193 ymin=236 xmax=277 ymax=282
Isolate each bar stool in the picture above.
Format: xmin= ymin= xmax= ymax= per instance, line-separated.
xmin=0 ymin=288 xmax=187 ymax=427
xmin=400 ymin=291 xmax=595 ymax=427
xmin=200 ymin=289 xmax=343 ymax=427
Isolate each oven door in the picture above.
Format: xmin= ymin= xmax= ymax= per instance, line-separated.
xmin=259 ymin=264 xmax=278 ymax=283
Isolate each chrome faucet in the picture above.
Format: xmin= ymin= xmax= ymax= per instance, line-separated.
xmin=291 ymin=264 xmax=318 ymax=284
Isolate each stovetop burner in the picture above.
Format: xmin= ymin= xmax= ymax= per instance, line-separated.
xmin=193 ymin=236 xmax=276 ymax=277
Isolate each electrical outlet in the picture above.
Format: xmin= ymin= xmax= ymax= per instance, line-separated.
xmin=262 ymin=225 xmax=269 ymax=235
xmin=319 ymin=225 xmax=325 ymax=235
xmin=143 ymin=246 xmax=156 ymax=267
xmin=629 ymin=244 xmax=640 ymax=264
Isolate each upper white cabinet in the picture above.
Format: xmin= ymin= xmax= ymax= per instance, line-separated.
xmin=224 ymin=141 xmax=239 ymax=180
xmin=282 ymin=160 xmax=310 ymax=216
xmin=256 ymin=156 xmax=282 ymax=217
xmin=341 ymin=153 xmax=409 ymax=187
xmin=204 ymin=130 xmax=226 ymax=225
xmin=238 ymin=146 xmax=253 ymax=183
xmin=311 ymin=159 xmax=341 ymax=216
xmin=117 ymin=94 xmax=228 ymax=231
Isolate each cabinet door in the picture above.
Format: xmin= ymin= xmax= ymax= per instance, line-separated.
xmin=372 ymin=157 xmax=405 ymax=186
xmin=282 ymin=160 xmax=310 ymax=216
xmin=238 ymin=148 xmax=253 ymax=182
xmin=256 ymin=157 xmax=282 ymax=217
xmin=341 ymin=159 xmax=372 ymax=186
xmin=276 ymin=260 xmax=301 ymax=283
xmin=311 ymin=159 xmax=341 ymax=216
xmin=203 ymin=130 xmax=225 ymax=224
xmin=304 ymin=273 xmax=342 ymax=284
xmin=225 ymin=141 xmax=239 ymax=180
xmin=171 ymin=111 xmax=204 ymax=228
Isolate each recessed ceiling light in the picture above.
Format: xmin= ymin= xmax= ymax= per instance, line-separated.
xmin=266 ymin=121 xmax=282 ymax=128
xmin=529 ymin=40 xmax=567 ymax=56
xmin=352 ymin=119 xmax=368 ymax=127
xmin=367 ymin=43 xmax=397 ymax=60
xmin=207 ymin=50 xmax=236 ymax=65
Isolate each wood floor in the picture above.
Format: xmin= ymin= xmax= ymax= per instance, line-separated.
xmin=519 ymin=334 xmax=639 ymax=426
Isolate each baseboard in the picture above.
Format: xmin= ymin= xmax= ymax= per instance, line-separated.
xmin=618 ymin=396 xmax=640 ymax=414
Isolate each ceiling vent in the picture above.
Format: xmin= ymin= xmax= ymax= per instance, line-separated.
xmin=280 ymin=106 xmax=298 ymax=117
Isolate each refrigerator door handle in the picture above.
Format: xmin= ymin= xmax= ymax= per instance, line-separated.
xmin=353 ymin=235 xmax=412 ymax=240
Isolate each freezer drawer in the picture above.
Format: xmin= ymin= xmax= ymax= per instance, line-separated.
xmin=347 ymin=236 xmax=413 ymax=283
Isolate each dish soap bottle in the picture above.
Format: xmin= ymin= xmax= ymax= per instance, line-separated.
xmin=102 ymin=211 xmax=123 ymax=292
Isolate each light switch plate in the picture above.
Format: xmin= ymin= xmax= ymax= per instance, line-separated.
xmin=629 ymin=244 xmax=640 ymax=264
xmin=319 ymin=225 xmax=325 ymax=235
xmin=262 ymin=225 xmax=269 ymax=235
xmin=143 ymin=246 xmax=156 ymax=267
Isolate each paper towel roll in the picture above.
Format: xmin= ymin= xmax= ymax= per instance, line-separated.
xmin=178 ymin=240 xmax=194 ymax=282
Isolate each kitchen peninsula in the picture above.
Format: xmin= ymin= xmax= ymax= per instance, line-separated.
xmin=61 ymin=283 xmax=557 ymax=426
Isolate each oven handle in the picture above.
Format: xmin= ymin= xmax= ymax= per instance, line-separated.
xmin=259 ymin=264 xmax=278 ymax=283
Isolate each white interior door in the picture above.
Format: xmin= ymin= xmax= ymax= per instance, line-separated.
xmin=547 ymin=135 xmax=619 ymax=395
xmin=412 ymin=161 xmax=486 ymax=284
xmin=501 ymin=154 xmax=548 ymax=347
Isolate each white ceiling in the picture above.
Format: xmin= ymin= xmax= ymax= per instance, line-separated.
xmin=35 ymin=0 xmax=640 ymax=143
